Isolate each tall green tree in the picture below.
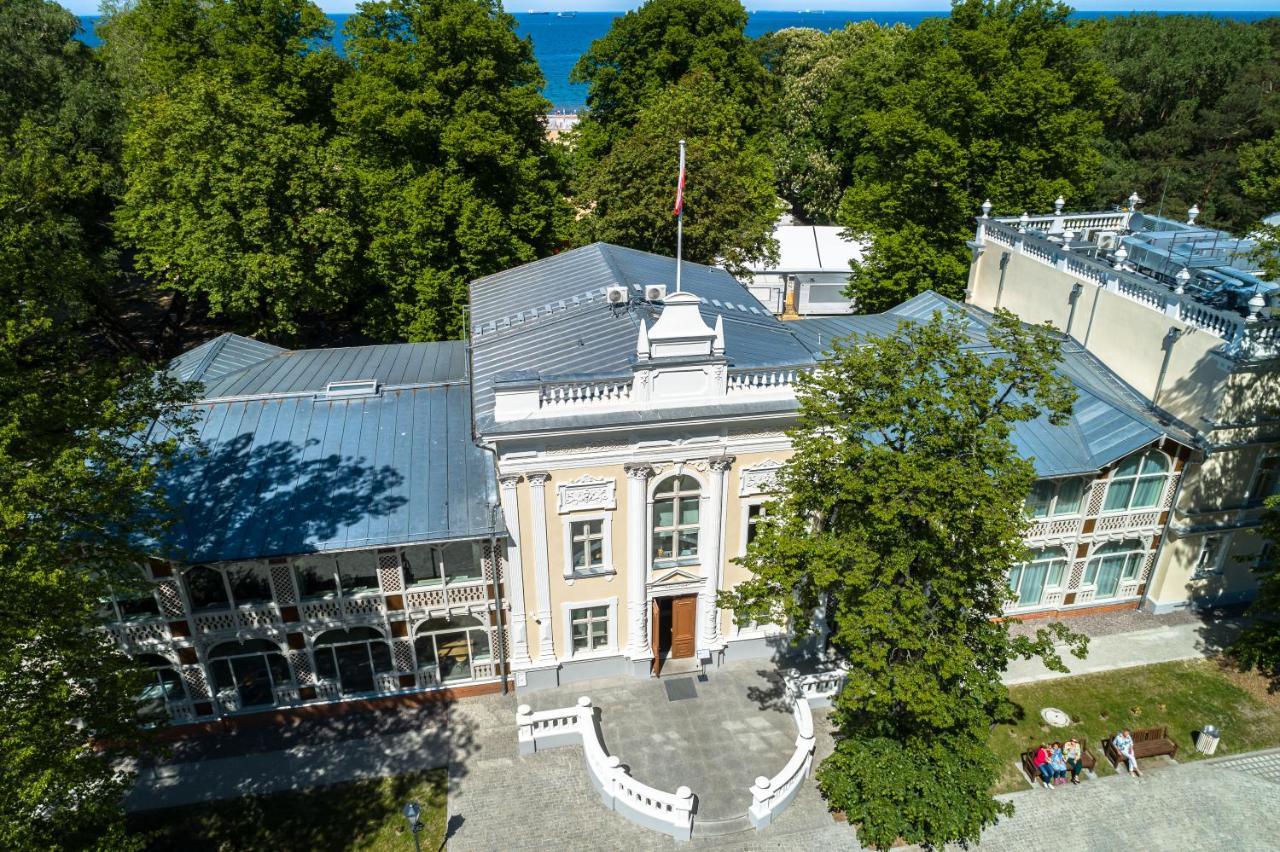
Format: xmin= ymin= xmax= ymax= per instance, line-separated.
xmin=0 ymin=1 xmax=193 ymax=847
xmin=757 ymin=22 xmax=905 ymax=224
xmin=1084 ymin=14 xmax=1280 ymax=231
xmin=335 ymin=0 xmax=567 ymax=341
xmin=570 ymin=0 xmax=769 ymax=153
xmin=103 ymin=0 xmax=356 ymax=342
xmin=825 ymin=0 xmax=1114 ymax=311
xmin=574 ymin=72 xmax=780 ymax=273
xmin=722 ymin=307 xmax=1086 ymax=850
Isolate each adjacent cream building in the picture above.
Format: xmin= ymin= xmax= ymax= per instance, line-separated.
xmin=967 ymin=199 xmax=1279 ymax=614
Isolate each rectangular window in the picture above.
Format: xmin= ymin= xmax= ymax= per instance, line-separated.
xmin=571 ymin=605 xmax=609 ymax=653
xmin=442 ymin=541 xmax=484 ymax=583
xmin=1054 ymin=478 xmax=1085 ymax=515
xmin=295 ymin=563 xmax=337 ymax=599
xmin=117 ymin=592 xmax=161 ymax=621
xmin=571 ymin=520 xmax=605 ymax=572
xmin=1193 ymin=535 xmax=1223 ymax=579
xmin=402 ymin=549 xmax=443 ymax=587
xmin=1026 ymin=482 xmax=1054 ymax=518
xmin=746 ymin=503 xmax=769 ymax=546
xmin=227 ymin=565 xmax=273 ymax=605
xmin=1253 ymin=456 xmax=1280 ymax=503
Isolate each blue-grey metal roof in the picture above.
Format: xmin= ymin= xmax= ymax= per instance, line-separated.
xmin=470 ymin=246 xmax=1184 ymax=476
xmin=167 ymin=333 xmax=285 ymax=383
xmin=151 ymin=339 xmax=499 ymax=563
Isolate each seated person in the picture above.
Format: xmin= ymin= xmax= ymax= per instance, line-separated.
xmin=1049 ymin=742 xmax=1068 ymax=785
xmin=1112 ymin=729 xmax=1142 ymax=777
xmin=1063 ymin=737 xmax=1085 ymax=784
xmin=1031 ymin=743 xmax=1053 ymax=789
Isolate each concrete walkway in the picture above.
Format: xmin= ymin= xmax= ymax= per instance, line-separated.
xmin=1003 ymin=619 xmax=1239 ymax=685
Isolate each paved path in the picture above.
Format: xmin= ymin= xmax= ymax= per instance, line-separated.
xmin=1003 ymin=619 xmax=1238 ymax=685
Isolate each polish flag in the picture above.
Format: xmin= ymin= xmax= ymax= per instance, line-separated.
xmin=673 ymin=150 xmax=686 ymax=217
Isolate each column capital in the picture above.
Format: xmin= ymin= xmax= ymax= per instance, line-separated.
xmin=708 ymin=455 xmax=736 ymax=472
xmin=498 ymin=473 xmax=523 ymax=489
xmin=624 ymin=463 xmax=654 ymax=480
xmin=525 ymin=471 xmax=551 ymax=487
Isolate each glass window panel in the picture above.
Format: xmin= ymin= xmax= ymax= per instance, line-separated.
xmin=572 ymin=622 xmax=588 ymax=640
xmin=444 ymin=541 xmax=483 ymax=582
xmin=1095 ymin=557 xmax=1124 ymax=597
xmin=210 ymin=659 xmax=235 ymax=693
xmin=370 ymin=642 xmax=393 ymax=673
xmin=267 ymin=653 xmax=291 ymax=685
xmin=1115 ymin=456 xmax=1141 ymax=477
xmin=118 ymin=593 xmax=161 ymax=620
xmin=1103 ymin=479 xmax=1134 ymax=512
xmin=1140 ymin=451 xmax=1169 ymax=474
xmin=678 ymin=531 xmax=699 ymax=557
xmin=414 ymin=637 xmax=437 ymax=666
xmin=1054 ymin=478 xmax=1084 ymax=515
xmin=1026 ymin=482 xmax=1054 ymax=518
xmin=679 ymin=499 xmax=700 ymax=526
xmin=1084 ymin=562 xmax=1098 ymax=584
xmin=227 ymin=565 xmax=273 ymax=605
xmin=437 ymin=632 xmax=471 ymax=681
xmin=335 ymin=644 xmax=375 ymax=693
xmin=231 ymin=656 xmax=273 ymax=706
xmin=652 ymin=531 xmax=673 ymax=561
xmin=654 ymin=499 xmax=675 ymax=529
xmin=1047 ymin=561 xmax=1065 ymax=588
xmin=295 ymin=563 xmax=336 ymax=599
xmin=592 ymin=627 xmax=607 ymax=649
xmin=1132 ymin=476 xmax=1163 ymax=508
xmin=1017 ymin=561 xmax=1049 ymax=606
xmin=1007 ymin=566 xmax=1021 ymax=594
xmin=402 ymin=549 xmax=442 ymax=587
xmin=186 ymin=566 xmax=229 ymax=611
xmin=338 ymin=554 xmax=380 ymax=594
xmin=572 ymin=540 xmax=586 ymax=568
xmin=1121 ymin=553 xmax=1141 ymax=579
xmin=589 ymin=538 xmax=604 ymax=566
xmin=1255 ymin=456 xmax=1280 ymax=500
xmin=471 ymin=629 xmax=491 ymax=661
xmin=314 ymin=647 xmax=338 ymax=681
xmin=590 ymin=605 xmax=607 ymax=619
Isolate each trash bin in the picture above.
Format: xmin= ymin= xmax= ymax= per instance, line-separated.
xmin=1196 ymin=725 xmax=1220 ymax=756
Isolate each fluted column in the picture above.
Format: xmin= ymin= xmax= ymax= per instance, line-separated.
xmin=526 ymin=472 xmax=555 ymax=660
xmin=701 ymin=456 xmax=734 ymax=648
xmin=497 ymin=473 xmax=532 ymax=667
xmin=624 ymin=463 xmax=653 ymax=662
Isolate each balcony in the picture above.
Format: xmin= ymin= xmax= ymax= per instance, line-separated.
xmin=106 ymin=617 xmax=169 ymax=650
xmin=297 ymin=593 xmax=385 ymax=624
xmin=191 ymin=603 xmax=283 ymax=637
xmin=403 ymin=578 xmax=492 ymax=614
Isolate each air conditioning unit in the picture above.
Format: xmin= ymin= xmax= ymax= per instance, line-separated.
xmin=605 ymin=285 xmax=628 ymax=305
xmin=1095 ymin=231 xmax=1119 ymax=251
xmin=645 ymin=283 xmax=668 ymax=302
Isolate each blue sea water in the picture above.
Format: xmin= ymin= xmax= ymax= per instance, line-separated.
xmin=75 ymin=9 xmax=1275 ymax=110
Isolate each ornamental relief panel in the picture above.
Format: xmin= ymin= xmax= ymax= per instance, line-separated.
xmin=739 ymin=460 xmax=784 ymax=496
xmin=557 ymin=474 xmax=617 ymax=513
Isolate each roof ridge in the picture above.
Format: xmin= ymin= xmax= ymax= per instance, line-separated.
xmin=186 ymin=333 xmax=232 ymax=383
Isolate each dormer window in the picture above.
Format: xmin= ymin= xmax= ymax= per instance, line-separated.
xmin=322 ymin=379 xmax=379 ymax=398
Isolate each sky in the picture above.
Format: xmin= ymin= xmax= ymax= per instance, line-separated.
xmin=64 ymin=0 xmax=1280 ymax=20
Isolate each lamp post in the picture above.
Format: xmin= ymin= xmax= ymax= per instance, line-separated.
xmin=402 ymin=801 xmax=423 ymax=852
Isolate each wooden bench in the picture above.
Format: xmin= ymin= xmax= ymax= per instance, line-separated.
xmin=1103 ymin=726 xmax=1179 ymax=769
xmin=1021 ymin=744 xmax=1096 ymax=785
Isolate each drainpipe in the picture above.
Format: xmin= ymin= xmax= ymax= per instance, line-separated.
xmin=995 ymin=251 xmax=1011 ymax=309
xmin=1152 ymin=327 xmax=1186 ymax=409
xmin=1065 ymin=281 xmax=1084 ymax=340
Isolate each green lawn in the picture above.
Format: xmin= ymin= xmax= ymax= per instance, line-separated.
xmin=992 ymin=659 xmax=1280 ymax=794
xmin=127 ymin=769 xmax=448 ymax=852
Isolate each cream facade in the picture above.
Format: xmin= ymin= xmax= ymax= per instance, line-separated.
xmin=966 ymin=202 xmax=1279 ymax=613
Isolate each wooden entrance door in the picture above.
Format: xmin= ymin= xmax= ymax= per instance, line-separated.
xmin=670 ymin=595 xmax=697 ymax=659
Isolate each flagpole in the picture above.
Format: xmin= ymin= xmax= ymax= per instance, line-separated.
xmin=676 ymin=139 xmax=685 ymax=293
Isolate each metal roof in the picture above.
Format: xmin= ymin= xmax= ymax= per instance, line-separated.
xmin=151 ymin=339 xmax=499 ymax=564
xmin=745 ymin=225 xmax=866 ymax=274
xmin=167 ymin=333 xmax=285 ymax=382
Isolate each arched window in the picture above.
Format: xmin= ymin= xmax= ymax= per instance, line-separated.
xmin=313 ymin=627 xmax=393 ymax=694
xmin=1007 ymin=547 xmax=1068 ymax=608
xmin=652 ymin=475 xmax=701 ymax=565
xmin=135 ymin=653 xmax=186 ymax=721
xmin=208 ymin=639 xmax=290 ymax=709
xmin=1103 ymin=451 xmax=1169 ymax=512
xmin=414 ymin=616 xmax=491 ymax=683
xmin=184 ymin=565 xmax=228 ymax=611
xmin=1026 ymin=478 xmax=1086 ymax=518
xmin=1085 ymin=540 xmax=1146 ymax=598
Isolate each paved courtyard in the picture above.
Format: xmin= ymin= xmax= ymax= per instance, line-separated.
xmin=521 ymin=661 xmax=799 ymax=820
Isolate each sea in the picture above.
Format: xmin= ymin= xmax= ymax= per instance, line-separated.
xmin=75 ymin=9 xmax=1274 ymax=111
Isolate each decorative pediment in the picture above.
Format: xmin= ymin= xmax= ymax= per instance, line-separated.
xmin=650 ymin=567 xmax=702 ymax=586
xmin=739 ymin=460 xmax=784 ymax=496
xmin=557 ymin=474 xmax=616 ymax=513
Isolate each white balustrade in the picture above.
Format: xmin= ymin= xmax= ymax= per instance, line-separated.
xmin=314 ymin=680 xmax=341 ymax=701
xmin=540 ymin=379 xmax=633 ymax=408
xmin=1027 ymin=516 xmax=1084 ymax=540
xmin=402 ymin=579 xmax=489 ymax=613
xmin=416 ymin=666 xmax=439 ymax=689
xmin=299 ymin=598 xmax=342 ymax=622
xmin=107 ymin=619 xmax=169 ymax=648
xmin=789 ymin=666 xmax=847 ymax=709
xmin=726 ymin=367 xmax=801 ymax=395
xmin=516 ymin=697 xmax=695 ymax=841
xmin=165 ymin=700 xmax=196 ymax=722
xmin=748 ymin=678 xmax=818 ymax=830
xmin=374 ymin=672 xmax=401 ymax=693
xmin=273 ymin=684 xmax=300 ymax=705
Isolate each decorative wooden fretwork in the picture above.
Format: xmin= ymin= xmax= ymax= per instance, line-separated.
xmin=287 ymin=649 xmax=315 ymax=686
xmin=1140 ymin=550 xmax=1157 ymax=582
xmin=392 ymin=639 xmax=416 ymax=673
xmin=490 ymin=625 xmax=508 ymax=663
xmin=1085 ymin=480 xmax=1107 ymax=516
xmin=107 ymin=620 xmax=169 ymax=649
xmin=155 ymin=579 xmax=186 ymax=618
xmin=343 ymin=596 xmax=384 ymax=617
xmin=270 ymin=564 xmax=296 ymax=605
xmin=1068 ymin=559 xmax=1086 ymax=590
xmin=482 ymin=541 xmax=496 ymax=583
xmin=300 ymin=599 xmax=342 ymax=622
xmin=181 ymin=664 xmax=210 ymax=699
xmin=405 ymin=588 xmax=446 ymax=611
xmin=193 ymin=611 xmax=238 ymax=635
xmin=1161 ymin=478 xmax=1177 ymax=510
xmin=374 ymin=672 xmax=400 ymax=693
xmin=377 ymin=552 xmax=404 ymax=593
xmin=450 ymin=583 xmax=488 ymax=606
xmin=314 ymin=680 xmax=340 ymax=701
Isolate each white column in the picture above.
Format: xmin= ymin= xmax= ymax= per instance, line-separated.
xmin=701 ymin=457 xmax=734 ymax=649
xmin=497 ymin=474 xmax=532 ymax=667
xmin=625 ymin=463 xmax=653 ymax=661
xmin=526 ymin=472 xmax=555 ymax=660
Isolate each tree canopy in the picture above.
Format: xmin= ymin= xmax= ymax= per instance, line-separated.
xmin=721 ymin=307 xmax=1086 ymax=849
xmin=0 ymin=1 xmax=192 ymax=846
xmin=823 ymin=0 xmax=1115 ymax=311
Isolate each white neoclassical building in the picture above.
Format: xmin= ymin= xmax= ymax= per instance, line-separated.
xmin=469 ymin=243 xmax=1195 ymax=690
